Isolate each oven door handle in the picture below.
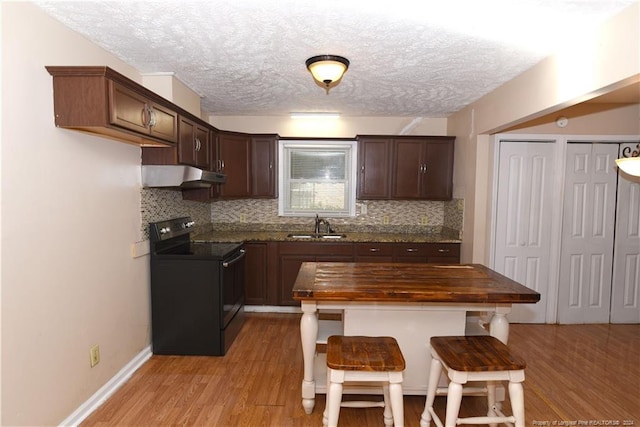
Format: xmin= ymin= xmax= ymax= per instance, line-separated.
xmin=222 ymin=249 xmax=246 ymax=267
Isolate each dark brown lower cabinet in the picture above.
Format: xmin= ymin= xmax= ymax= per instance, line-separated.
xmin=278 ymin=242 xmax=353 ymax=306
xmin=393 ymin=242 xmax=460 ymax=263
xmin=244 ymin=241 xmax=461 ymax=307
xmin=354 ymin=242 xmax=394 ymax=262
xmin=243 ymin=242 xmax=278 ymax=305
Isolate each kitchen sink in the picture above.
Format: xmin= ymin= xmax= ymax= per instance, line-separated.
xmin=287 ymin=233 xmax=347 ymax=239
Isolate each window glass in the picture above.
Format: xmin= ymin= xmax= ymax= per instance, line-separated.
xmin=279 ymin=141 xmax=356 ymax=217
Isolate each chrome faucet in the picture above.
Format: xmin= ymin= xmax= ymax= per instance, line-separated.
xmin=314 ymin=214 xmax=334 ymax=234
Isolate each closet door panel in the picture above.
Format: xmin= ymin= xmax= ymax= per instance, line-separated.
xmin=493 ymin=141 xmax=556 ymax=323
xmin=611 ymin=142 xmax=640 ymax=323
xmin=558 ymin=143 xmax=618 ymax=324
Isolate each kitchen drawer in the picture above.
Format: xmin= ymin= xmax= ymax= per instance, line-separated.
xmin=393 ymin=243 xmax=430 ymax=258
xmin=355 ymin=242 xmax=394 ymax=257
xmin=277 ymin=241 xmax=354 ymax=256
xmin=393 ymin=242 xmax=460 ymax=263
xmin=424 ymin=243 xmax=460 ymax=258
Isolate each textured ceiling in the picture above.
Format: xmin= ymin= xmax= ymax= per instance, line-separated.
xmin=35 ymin=0 xmax=637 ymax=117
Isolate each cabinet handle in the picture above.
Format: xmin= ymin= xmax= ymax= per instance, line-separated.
xmin=195 ymin=138 xmax=201 ymax=151
xmin=424 ymin=163 xmax=428 ymax=172
xmin=148 ymin=107 xmax=157 ymax=128
xmin=142 ymin=104 xmax=150 ymax=128
xmin=437 ymin=249 xmax=450 ymax=253
xmin=269 ymin=162 xmax=273 ymax=169
xmin=406 ymin=248 xmax=418 ymax=253
xmin=369 ymin=248 xmax=380 ymax=252
xmin=220 ymin=160 xmax=225 ymax=170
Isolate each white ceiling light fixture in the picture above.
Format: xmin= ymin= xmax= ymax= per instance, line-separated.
xmin=615 ymin=143 xmax=640 ymax=177
xmin=290 ymin=112 xmax=340 ymax=119
xmin=305 ymin=55 xmax=350 ymax=94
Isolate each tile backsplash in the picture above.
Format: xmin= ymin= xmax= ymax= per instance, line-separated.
xmin=140 ymin=188 xmax=211 ymax=239
xmin=141 ymin=188 xmax=464 ymax=239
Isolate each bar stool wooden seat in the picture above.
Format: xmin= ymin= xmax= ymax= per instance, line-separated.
xmin=324 ymin=335 xmax=406 ymax=427
xmin=420 ymin=336 xmax=526 ymax=427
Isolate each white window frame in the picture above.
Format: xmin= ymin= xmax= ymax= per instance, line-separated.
xmin=278 ymin=139 xmax=357 ymax=217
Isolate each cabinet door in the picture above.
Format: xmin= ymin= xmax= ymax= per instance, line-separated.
xmin=218 ymin=132 xmax=251 ymax=197
xmin=109 ymin=82 xmax=178 ymax=144
xmin=279 ymin=254 xmax=314 ymax=306
xmin=195 ymin=123 xmax=210 ymax=169
xmin=278 ymin=242 xmax=354 ymax=305
xmin=357 ymin=137 xmax=392 ymax=199
xmin=391 ymin=138 xmax=424 ymax=198
xmin=147 ymin=101 xmax=178 ymax=143
xmin=244 ymin=243 xmax=268 ymax=305
xmin=109 ymin=82 xmax=151 ymax=134
xmin=251 ymin=136 xmax=277 ymax=198
xmin=178 ymin=117 xmax=198 ymax=165
xmin=179 ymin=117 xmax=211 ymax=168
xmin=422 ymin=140 xmax=454 ymax=200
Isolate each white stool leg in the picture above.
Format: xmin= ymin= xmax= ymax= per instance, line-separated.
xmin=444 ymin=381 xmax=463 ymax=427
xmin=383 ymin=385 xmax=393 ymax=426
xmin=388 ymin=379 xmax=404 ymax=427
xmin=420 ymin=357 xmax=442 ymax=427
xmin=487 ymin=381 xmax=498 ymax=427
xmin=323 ymin=366 xmax=331 ymax=426
xmin=326 ymin=369 xmax=344 ymax=427
xmin=509 ymin=381 xmax=525 ymax=427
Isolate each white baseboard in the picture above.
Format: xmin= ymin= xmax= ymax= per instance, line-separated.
xmin=59 ymin=346 xmax=152 ymax=427
xmin=244 ymin=305 xmax=301 ymax=313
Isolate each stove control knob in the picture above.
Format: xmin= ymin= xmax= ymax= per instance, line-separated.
xmin=184 ymin=221 xmax=195 ymax=228
xmin=160 ymin=227 xmax=171 ymax=234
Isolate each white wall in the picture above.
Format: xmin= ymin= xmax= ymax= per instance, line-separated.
xmin=448 ymin=2 xmax=640 ymax=263
xmin=1 ymin=3 xmax=151 ymax=425
xmin=210 ymin=115 xmax=448 ymax=137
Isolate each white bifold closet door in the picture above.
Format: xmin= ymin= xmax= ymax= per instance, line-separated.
xmin=558 ymin=143 xmax=618 ymax=324
xmin=494 ymin=141 xmax=556 ymax=323
xmin=610 ymin=143 xmax=640 ymax=323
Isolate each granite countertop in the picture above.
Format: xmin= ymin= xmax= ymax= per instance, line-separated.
xmin=192 ymin=230 xmax=461 ymax=244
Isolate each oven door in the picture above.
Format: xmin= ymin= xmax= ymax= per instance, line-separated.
xmin=221 ymin=247 xmax=246 ymax=327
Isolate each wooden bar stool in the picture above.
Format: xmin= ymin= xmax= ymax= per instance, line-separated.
xmin=420 ymin=336 xmax=526 ymax=427
xmin=323 ymin=335 xmax=406 ymax=427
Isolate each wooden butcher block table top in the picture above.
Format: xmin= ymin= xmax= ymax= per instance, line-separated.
xmin=292 ymin=262 xmax=540 ymax=304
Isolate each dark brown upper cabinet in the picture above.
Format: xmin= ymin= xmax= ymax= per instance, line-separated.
xmin=250 ymin=135 xmax=278 ymax=198
xmin=217 ymin=131 xmax=252 ymax=198
xmin=357 ymin=135 xmax=455 ymax=200
xmin=357 ymin=137 xmax=393 ymax=199
xmin=178 ymin=116 xmax=210 ymax=169
xmin=46 ymin=66 xmax=178 ymax=146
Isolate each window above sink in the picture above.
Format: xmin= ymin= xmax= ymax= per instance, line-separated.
xmin=278 ymin=140 xmax=357 ymax=218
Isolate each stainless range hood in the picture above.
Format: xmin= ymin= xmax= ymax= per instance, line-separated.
xmin=142 ymin=165 xmax=226 ymax=189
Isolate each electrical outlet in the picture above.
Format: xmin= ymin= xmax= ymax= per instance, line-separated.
xmin=239 ymin=214 xmax=247 ymax=223
xmin=421 ymin=216 xmax=428 ymax=225
xmin=90 ymin=344 xmax=100 ymax=367
xmin=383 ymin=215 xmax=390 ymax=225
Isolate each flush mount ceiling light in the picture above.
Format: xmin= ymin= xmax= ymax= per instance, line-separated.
xmin=305 ymin=55 xmax=350 ymax=94
xmin=615 ymin=143 xmax=640 ymax=177
xmin=290 ymin=112 xmax=340 ymax=119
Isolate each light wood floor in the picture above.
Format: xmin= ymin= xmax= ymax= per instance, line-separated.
xmin=81 ymin=313 xmax=639 ymax=426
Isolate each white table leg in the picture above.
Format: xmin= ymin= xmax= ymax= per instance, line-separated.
xmin=300 ymin=301 xmax=318 ymax=414
xmin=488 ymin=304 xmax=512 ymax=409
xmin=489 ymin=305 xmax=511 ymax=344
